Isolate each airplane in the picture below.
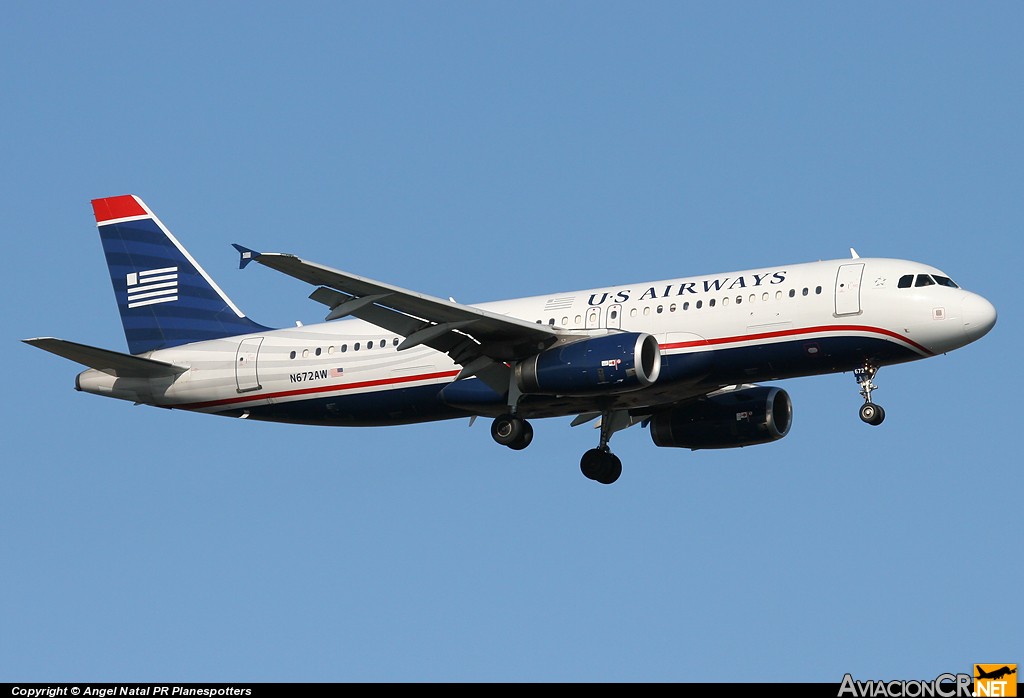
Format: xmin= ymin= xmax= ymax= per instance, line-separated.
xmin=976 ymin=666 xmax=1017 ymax=681
xmin=23 ymin=195 xmax=997 ymax=484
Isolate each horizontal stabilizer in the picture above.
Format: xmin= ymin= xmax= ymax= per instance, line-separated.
xmin=22 ymin=337 xmax=188 ymax=378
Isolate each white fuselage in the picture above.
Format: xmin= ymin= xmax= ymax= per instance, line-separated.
xmin=75 ymin=256 xmax=995 ymax=425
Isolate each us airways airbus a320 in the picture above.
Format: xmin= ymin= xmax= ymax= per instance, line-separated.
xmin=24 ymin=195 xmax=997 ymax=484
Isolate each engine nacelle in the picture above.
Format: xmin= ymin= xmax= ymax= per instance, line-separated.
xmin=515 ymin=332 xmax=661 ymax=396
xmin=650 ymin=386 xmax=792 ymax=450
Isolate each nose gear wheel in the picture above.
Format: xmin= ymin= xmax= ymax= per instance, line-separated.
xmin=854 ymin=363 xmax=886 ymax=426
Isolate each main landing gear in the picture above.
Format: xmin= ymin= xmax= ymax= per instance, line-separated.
xmin=579 ymin=411 xmax=625 ymax=485
xmin=580 ymin=447 xmax=622 ymax=485
xmin=489 ymin=410 xmax=624 ymax=485
xmin=855 ymin=363 xmax=886 ymax=426
xmin=490 ymin=413 xmax=534 ymax=451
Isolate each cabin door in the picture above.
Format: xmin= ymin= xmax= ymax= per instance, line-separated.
xmin=235 ymin=337 xmax=264 ymax=393
xmin=835 ymin=264 xmax=864 ymax=316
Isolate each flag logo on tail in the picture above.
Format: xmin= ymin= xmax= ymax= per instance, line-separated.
xmin=126 ymin=266 xmax=179 ymax=308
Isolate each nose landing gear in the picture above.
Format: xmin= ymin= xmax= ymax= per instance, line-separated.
xmin=855 ymin=363 xmax=886 ymax=426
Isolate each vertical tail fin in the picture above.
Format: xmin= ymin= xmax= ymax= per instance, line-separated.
xmin=92 ymin=195 xmax=270 ymax=354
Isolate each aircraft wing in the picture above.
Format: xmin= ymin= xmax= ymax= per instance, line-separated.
xmin=233 ymin=246 xmax=560 ymax=389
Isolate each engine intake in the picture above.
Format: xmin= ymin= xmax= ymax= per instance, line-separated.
xmin=650 ymin=386 xmax=792 ymax=450
xmin=515 ymin=332 xmax=661 ymax=396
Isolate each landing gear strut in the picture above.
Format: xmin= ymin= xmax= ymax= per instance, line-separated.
xmin=855 ymin=363 xmax=886 ymax=426
xmin=491 ymin=414 xmax=534 ymax=450
xmin=490 ymin=369 xmax=534 ymax=450
xmin=579 ymin=411 xmax=624 ymax=485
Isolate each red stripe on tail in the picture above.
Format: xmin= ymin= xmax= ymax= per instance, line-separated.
xmin=92 ymin=195 xmax=146 ymax=223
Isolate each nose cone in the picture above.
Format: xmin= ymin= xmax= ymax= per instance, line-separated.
xmin=962 ymin=293 xmax=997 ymax=342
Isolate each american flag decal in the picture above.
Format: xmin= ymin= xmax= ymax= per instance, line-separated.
xmin=329 ymin=367 xmax=344 ymax=378
xmin=126 ymin=266 xmax=178 ymax=308
xmin=544 ymin=296 xmax=575 ymax=311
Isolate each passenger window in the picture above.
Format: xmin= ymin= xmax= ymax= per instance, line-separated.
xmin=630 ymin=308 xmax=637 ymax=317
xmin=289 ymin=351 xmax=296 ymax=359
xmin=669 ymin=304 xmax=676 ymax=312
xmin=683 ymin=302 xmax=690 ymax=311
xmin=915 ymin=275 xmax=935 ymax=287
xmin=354 ymin=343 xmax=360 ymax=351
xmin=696 ymin=300 xmax=703 ymax=309
xmin=898 ymin=275 xmax=914 ymax=288
xmin=815 ymin=286 xmax=822 ymax=295
xmin=341 ymin=345 xmax=347 ymax=353
xmin=736 ymin=296 xmax=742 ymax=305
xmin=656 ymin=305 xmax=663 ymax=313
xmin=722 ymin=297 xmax=729 ymax=306
xmin=393 ymin=338 xmax=399 ymax=346
xmin=315 ymin=347 xmax=322 ymax=356
xmin=302 ymin=349 xmax=309 ymax=358
xmin=709 ymin=299 xmax=716 ymax=308
xmin=802 ymin=288 xmax=809 ymax=296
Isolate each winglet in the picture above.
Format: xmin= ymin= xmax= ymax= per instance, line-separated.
xmin=232 ymin=244 xmax=261 ymax=269
xmin=850 ymin=247 xmax=860 ymax=259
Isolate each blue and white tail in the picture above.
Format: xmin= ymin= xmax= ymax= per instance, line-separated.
xmin=92 ymin=195 xmax=269 ymax=355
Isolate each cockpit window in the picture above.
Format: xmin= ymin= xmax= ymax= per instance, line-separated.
xmin=899 ymin=273 xmax=959 ymax=290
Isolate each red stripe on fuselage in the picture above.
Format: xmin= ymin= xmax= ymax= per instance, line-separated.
xmin=178 ymin=369 xmax=462 ymax=411
xmin=661 ymin=324 xmax=933 ymax=357
xmin=92 ymin=195 xmax=147 ymax=223
xmin=174 ymin=324 xmax=930 ymax=413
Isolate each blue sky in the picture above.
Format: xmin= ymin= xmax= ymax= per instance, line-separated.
xmin=2 ymin=2 xmax=1020 ymax=683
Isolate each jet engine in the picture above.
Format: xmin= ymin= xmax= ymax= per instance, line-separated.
xmin=649 ymin=386 xmax=792 ymax=449
xmin=515 ymin=332 xmax=661 ymax=396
